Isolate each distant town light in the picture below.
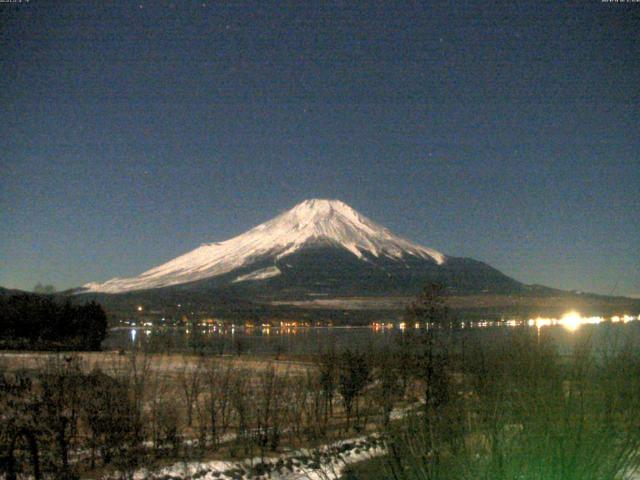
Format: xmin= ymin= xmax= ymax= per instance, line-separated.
xmin=560 ymin=311 xmax=582 ymax=332
xmin=137 ymin=305 xmax=143 ymax=312
xmin=370 ymin=312 xmax=637 ymax=332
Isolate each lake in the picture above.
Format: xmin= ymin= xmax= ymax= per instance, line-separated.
xmin=103 ymin=313 xmax=640 ymax=357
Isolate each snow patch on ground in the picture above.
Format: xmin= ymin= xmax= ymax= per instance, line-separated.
xmin=233 ymin=266 xmax=281 ymax=283
xmin=125 ymin=435 xmax=385 ymax=480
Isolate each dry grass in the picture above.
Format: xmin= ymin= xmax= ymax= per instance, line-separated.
xmin=0 ymin=351 xmax=313 ymax=376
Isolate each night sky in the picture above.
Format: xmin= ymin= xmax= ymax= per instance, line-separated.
xmin=1 ymin=0 xmax=638 ymax=297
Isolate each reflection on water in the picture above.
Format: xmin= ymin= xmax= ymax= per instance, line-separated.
xmin=103 ymin=311 xmax=640 ymax=356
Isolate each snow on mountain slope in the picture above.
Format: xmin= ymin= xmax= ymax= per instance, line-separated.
xmin=82 ymin=199 xmax=446 ymax=293
xmin=232 ymin=266 xmax=282 ymax=283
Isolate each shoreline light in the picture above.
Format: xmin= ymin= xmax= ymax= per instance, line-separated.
xmin=560 ymin=311 xmax=582 ymax=331
xmin=374 ymin=313 xmax=639 ymax=332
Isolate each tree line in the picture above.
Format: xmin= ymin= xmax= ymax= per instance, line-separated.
xmin=0 ymin=294 xmax=107 ymax=351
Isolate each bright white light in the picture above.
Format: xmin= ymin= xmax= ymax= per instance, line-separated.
xmin=560 ymin=311 xmax=582 ymax=331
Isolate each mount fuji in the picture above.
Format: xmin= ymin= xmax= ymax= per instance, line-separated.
xmin=80 ymin=199 xmax=523 ymax=299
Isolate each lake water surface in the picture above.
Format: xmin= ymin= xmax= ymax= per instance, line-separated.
xmin=104 ymin=314 xmax=640 ymax=357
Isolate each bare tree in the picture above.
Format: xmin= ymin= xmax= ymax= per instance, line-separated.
xmin=1 ymin=368 xmax=42 ymax=480
xmin=177 ymin=356 xmax=204 ymax=428
xmin=108 ymin=349 xmax=151 ymax=479
xmin=318 ymin=350 xmax=338 ymax=428
xmin=229 ymin=370 xmax=252 ymax=456
xmin=338 ymin=349 xmax=371 ymax=432
xmin=374 ymin=348 xmax=403 ymax=426
xmin=203 ymin=360 xmax=235 ymax=450
xmin=38 ymin=356 xmax=83 ymax=478
xmin=145 ymin=357 xmax=168 ymax=454
xmin=254 ymin=364 xmax=289 ymax=458
xmin=155 ymin=399 xmax=182 ymax=456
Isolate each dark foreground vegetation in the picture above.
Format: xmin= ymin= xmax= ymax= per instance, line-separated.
xmin=350 ymin=336 xmax=640 ymax=480
xmin=4 ymin=330 xmax=640 ymax=480
xmin=0 ymin=294 xmax=107 ymax=351
xmin=2 ymin=285 xmax=640 ymax=479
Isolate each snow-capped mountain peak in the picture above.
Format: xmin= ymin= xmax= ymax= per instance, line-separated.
xmin=82 ymin=199 xmax=446 ymax=293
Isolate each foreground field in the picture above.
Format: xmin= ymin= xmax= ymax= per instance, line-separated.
xmin=1 ymin=345 xmax=413 ymax=479
xmin=5 ymin=328 xmax=640 ymax=479
xmin=0 ymin=351 xmax=311 ymax=376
